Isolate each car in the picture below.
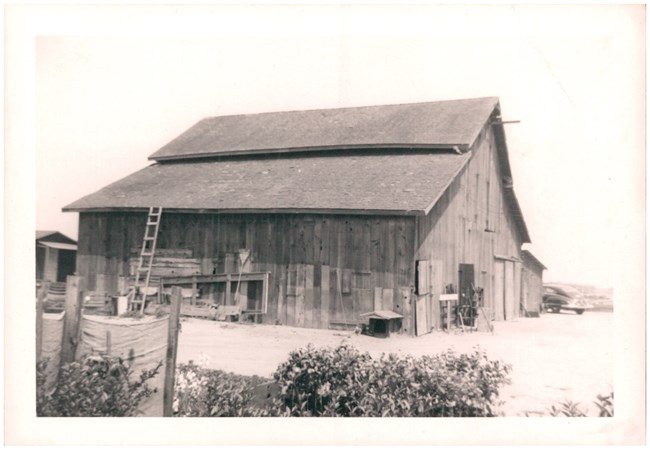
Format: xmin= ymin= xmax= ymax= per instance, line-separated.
xmin=543 ymin=285 xmax=593 ymax=315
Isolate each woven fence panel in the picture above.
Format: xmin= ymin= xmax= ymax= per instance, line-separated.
xmin=77 ymin=315 xmax=168 ymax=417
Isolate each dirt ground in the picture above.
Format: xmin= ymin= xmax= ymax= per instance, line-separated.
xmin=176 ymin=310 xmax=613 ymax=416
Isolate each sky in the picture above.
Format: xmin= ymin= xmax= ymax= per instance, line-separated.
xmin=27 ymin=4 xmax=645 ymax=289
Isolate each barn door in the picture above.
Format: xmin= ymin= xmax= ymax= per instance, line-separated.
xmin=493 ymin=260 xmax=505 ymax=321
xmin=514 ymin=262 xmax=522 ymax=318
xmin=415 ymin=260 xmax=432 ymax=336
xmin=504 ymin=261 xmax=516 ymax=320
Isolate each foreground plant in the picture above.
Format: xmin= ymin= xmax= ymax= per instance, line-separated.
xmin=172 ymin=344 xmax=512 ymax=417
xmin=173 ymin=363 xmax=270 ymax=417
xmin=270 ymin=344 xmax=512 ymax=417
xmin=37 ymin=356 xmax=161 ymax=417
xmin=548 ymin=392 xmax=614 ymax=417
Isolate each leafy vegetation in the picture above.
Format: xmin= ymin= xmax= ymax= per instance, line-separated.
xmin=269 ymin=344 xmax=511 ymax=417
xmin=173 ymin=344 xmax=512 ymax=417
xmin=548 ymin=392 xmax=614 ymax=417
xmin=173 ymin=362 xmax=269 ymax=417
xmin=37 ymin=356 xmax=161 ymax=417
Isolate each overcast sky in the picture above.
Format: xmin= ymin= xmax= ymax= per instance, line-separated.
xmin=29 ymin=4 xmax=645 ymax=289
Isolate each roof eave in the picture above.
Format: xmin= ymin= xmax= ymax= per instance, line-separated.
xmin=63 ymin=206 xmax=427 ymax=217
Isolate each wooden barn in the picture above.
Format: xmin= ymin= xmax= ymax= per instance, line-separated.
xmin=36 ymin=230 xmax=77 ymax=283
xmin=520 ymin=250 xmax=546 ymax=316
xmin=63 ymin=97 xmax=531 ymax=336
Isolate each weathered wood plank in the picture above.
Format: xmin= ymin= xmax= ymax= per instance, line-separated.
xmin=312 ymin=264 xmax=321 ymax=329
xmin=358 ymin=288 xmax=373 ymax=316
xmin=286 ymin=266 xmax=296 ymax=326
xmin=401 ymin=288 xmax=413 ymax=335
xmin=329 ymin=267 xmax=339 ymax=325
xmin=374 ymin=287 xmax=382 ymax=311
xmin=342 ymin=269 xmax=352 ymax=294
xmin=304 ymin=264 xmax=314 ymax=328
xmin=295 ymin=264 xmax=306 ymax=327
xmin=320 ymin=265 xmax=330 ymax=329
xmin=382 ymin=288 xmax=393 ymax=312
xmin=277 ymin=265 xmax=286 ymax=325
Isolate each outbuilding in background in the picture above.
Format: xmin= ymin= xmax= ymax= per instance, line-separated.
xmin=36 ymin=230 xmax=77 ymax=283
xmin=520 ymin=250 xmax=546 ymax=316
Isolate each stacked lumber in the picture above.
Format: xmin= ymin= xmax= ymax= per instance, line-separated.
xmin=128 ymin=257 xmax=201 ymax=278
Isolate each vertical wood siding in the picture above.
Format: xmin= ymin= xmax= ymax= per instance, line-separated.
xmin=414 ymin=124 xmax=524 ymax=323
xmin=77 ymin=212 xmax=416 ymax=333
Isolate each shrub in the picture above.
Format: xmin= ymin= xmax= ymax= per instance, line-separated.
xmin=171 ymin=344 xmax=511 ymax=418
xmin=37 ymin=355 xmax=161 ymax=417
xmin=269 ymin=343 xmax=371 ymax=416
xmin=270 ymin=344 xmax=511 ymax=417
xmin=173 ymin=363 xmax=270 ymax=417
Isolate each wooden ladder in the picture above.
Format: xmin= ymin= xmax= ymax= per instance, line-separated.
xmin=128 ymin=206 xmax=163 ymax=313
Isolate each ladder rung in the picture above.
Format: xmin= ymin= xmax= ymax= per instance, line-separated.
xmin=137 ymin=267 xmax=150 ymax=272
xmin=141 ymin=252 xmax=153 ymax=257
xmin=147 ymin=221 xmax=159 ymax=226
xmin=144 ymin=236 xmax=155 ymax=241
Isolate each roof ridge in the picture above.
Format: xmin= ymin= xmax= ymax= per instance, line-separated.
xmin=149 ymin=96 xmax=500 ymax=161
xmin=198 ymin=96 xmax=500 ymax=121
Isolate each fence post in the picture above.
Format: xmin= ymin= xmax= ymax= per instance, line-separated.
xmin=35 ymin=282 xmax=48 ymax=362
xmin=163 ymin=286 xmax=182 ymax=417
xmin=61 ymin=275 xmax=84 ymax=363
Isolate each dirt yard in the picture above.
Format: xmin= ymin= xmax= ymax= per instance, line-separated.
xmin=176 ymin=310 xmax=613 ymax=416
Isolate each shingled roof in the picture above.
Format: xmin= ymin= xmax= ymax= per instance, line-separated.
xmin=149 ymin=97 xmax=499 ymax=161
xmin=64 ymin=151 xmax=471 ymax=215
xmin=63 ymin=96 xmax=530 ymax=242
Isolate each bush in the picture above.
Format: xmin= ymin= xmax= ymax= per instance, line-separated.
xmin=37 ymin=355 xmax=161 ymax=417
xmin=269 ymin=343 xmax=371 ymax=416
xmin=173 ymin=363 xmax=270 ymax=417
xmin=171 ymin=344 xmax=511 ymax=418
xmin=269 ymin=344 xmax=511 ymax=417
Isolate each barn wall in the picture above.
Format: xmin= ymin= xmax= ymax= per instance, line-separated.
xmin=77 ymin=212 xmax=416 ymax=334
xmin=414 ymin=124 xmax=524 ymax=326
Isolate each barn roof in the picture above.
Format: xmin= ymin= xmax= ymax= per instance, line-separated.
xmin=149 ymin=97 xmax=499 ymax=161
xmin=63 ymin=96 xmax=530 ymax=242
xmin=63 ymin=151 xmax=472 ymax=216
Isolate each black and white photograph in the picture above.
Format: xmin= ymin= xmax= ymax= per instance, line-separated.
xmin=5 ymin=3 xmax=645 ymax=446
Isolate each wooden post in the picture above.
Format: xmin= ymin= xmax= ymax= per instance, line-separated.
xmin=35 ymin=282 xmax=48 ymax=362
xmin=106 ymin=330 xmax=112 ymax=356
xmin=61 ymin=275 xmax=84 ymax=363
xmin=163 ymin=286 xmax=182 ymax=417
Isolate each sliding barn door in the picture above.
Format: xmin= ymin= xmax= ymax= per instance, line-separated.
xmin=493 ymin=260 xmax=505 ymax=321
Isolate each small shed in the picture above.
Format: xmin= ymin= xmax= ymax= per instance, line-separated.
xmin=360 ymin=310 xmax=403 ymax=338
xmin=520 ymin=250 xmax=546 ymax=316
xmin=36 ymin=231 xmax=77 ymax=283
